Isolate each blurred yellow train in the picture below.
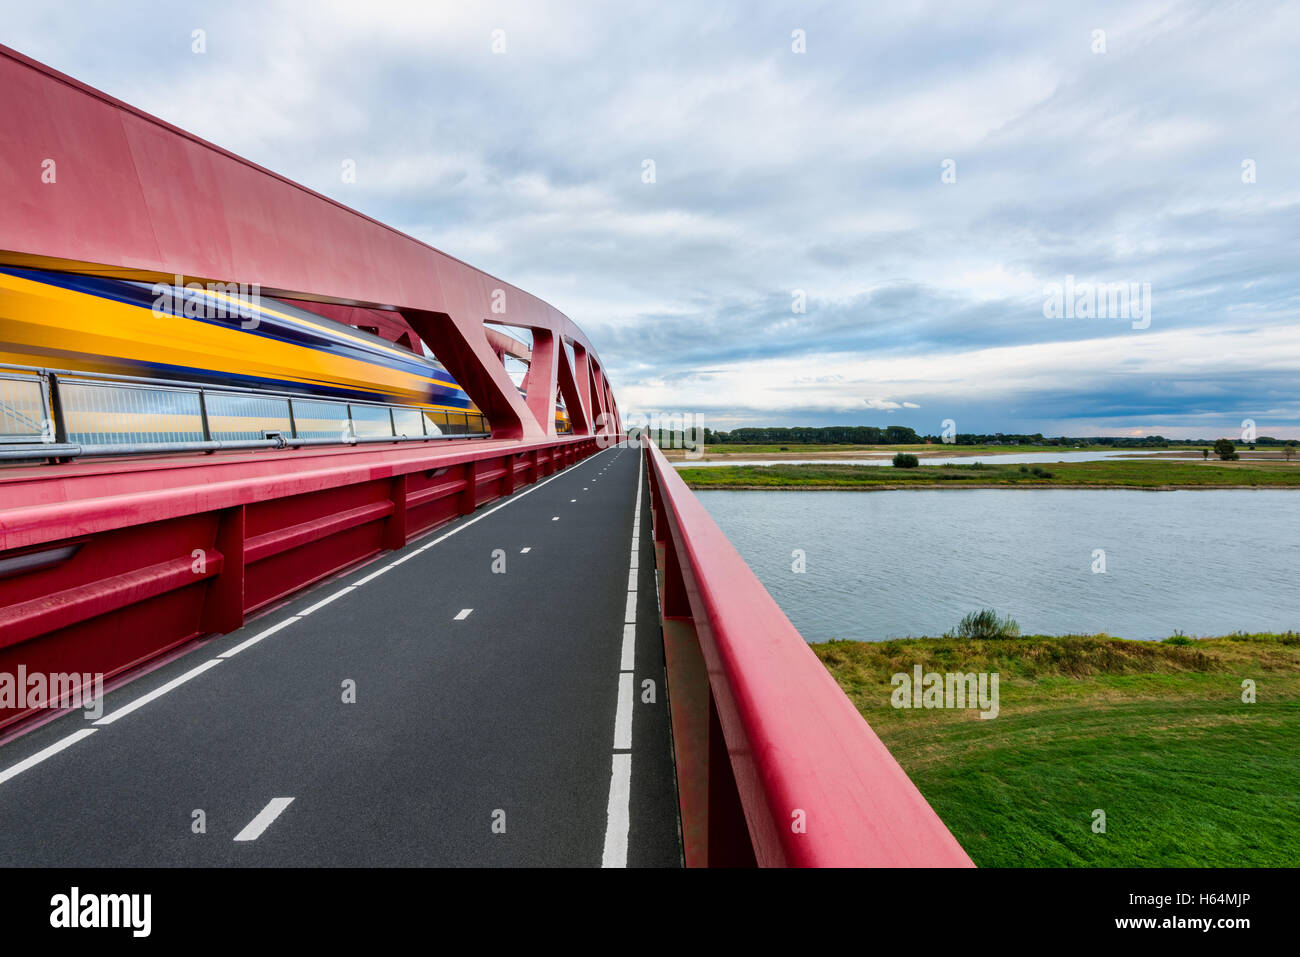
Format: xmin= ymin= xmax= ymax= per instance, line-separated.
xmin=0 ymin=266 xmax=571 ymax=449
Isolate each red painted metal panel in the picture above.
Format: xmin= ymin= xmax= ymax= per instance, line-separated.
xmin=523 ymin=329 xmax=560 ymax=437
xmin=643 ymin=439 xmax=974 ymax=868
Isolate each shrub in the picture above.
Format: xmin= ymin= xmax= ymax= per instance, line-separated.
xmin=892 ymin=453 xmax=919 ymax=468
xmin=952 ymin=609 xmax=1020 ymax=640
xmin=1163 ymin=633 xmax=1194 ymax=646
xmin=1213 ymin=438 xmax=1238 ymax=461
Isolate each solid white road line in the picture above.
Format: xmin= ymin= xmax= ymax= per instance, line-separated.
xmin=233 ymin=797 xmax=295 ymax=841
xmin=94 ymin=659 xmax=224 ymax=726
xmin=354 ymin=565 xmax=397 ymax=587
xmin=454 ymin=608 xmax=473 ymax=621
xmin=298 ymin=586 xmax=355 ymax=616
xmin=601 ymin=447 xmax=644 ymax=867
xmin=219 ymin=616 xmax=301 ymax=659
xmin=0 ymin=728 xmax=97 ymax=786
xmin=601 ymin=753 xmax=632 ymax=868
xmin=613 ymin=673 xmax=634 ymax=750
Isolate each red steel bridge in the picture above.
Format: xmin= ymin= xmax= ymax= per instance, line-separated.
xmin=0 ymin=45 xmax=971 ymax=868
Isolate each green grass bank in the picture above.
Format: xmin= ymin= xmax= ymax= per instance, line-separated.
xmin=815 ymin=632 xmax=1300 ymax=866
xmin=678 ymin=459 xmax=1300 ymax=489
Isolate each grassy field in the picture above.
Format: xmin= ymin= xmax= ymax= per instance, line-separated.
xmin=677 ymin=458 xmax=1300 ymax=489
xmin=815 ymin=632 xmax=1300 ymax=866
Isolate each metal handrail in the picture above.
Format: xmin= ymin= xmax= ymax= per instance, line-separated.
xmin=643 ymin=437 xmax=974 ymax=867
xmin=0 ymin=431 xmax=492 ymax=462
xmin=0 ymin=364 xmax=490 ymax=462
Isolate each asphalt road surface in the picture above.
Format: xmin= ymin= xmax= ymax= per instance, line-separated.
xmin=0 ymin=442 xmax=682 ymax=867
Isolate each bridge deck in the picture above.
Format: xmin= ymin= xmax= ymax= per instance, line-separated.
xmin=0 ymin=444 xmax=681 ymax=866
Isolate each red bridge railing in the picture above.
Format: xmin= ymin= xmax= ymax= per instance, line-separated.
xmin=0 ymin=435 xmax=598 ymax=733
xmin=644 ymin=439 xmax=974 ymax=867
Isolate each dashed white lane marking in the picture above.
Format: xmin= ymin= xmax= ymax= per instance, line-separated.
xmin=454 ymin=608 xmax=473 ymax=621
xmin=601 ymin=755 xmax=632 ymax=868
xmin=95 ymin=659 xmax=224 ymax=726
xmin=626 ymin=568 xmax=638 ymax=591
xmin=520 ymin=547 xmax=531 ymax=554
xmin=552 ymin=516 xmax=559 ymax=521
xmin=335 ymin=445 xmax=613 ymax=591
xmin=571 ymin=499 xmax=577 ymax=502
xmin=234 ymin=797 xmax=295 ymax=842
xmin=0 ymin=728 xmax=98 ymax=786
xmin=219 ymin=616 xmax=301 ymax=659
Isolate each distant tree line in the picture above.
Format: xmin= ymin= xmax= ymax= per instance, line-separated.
xmin=937 ymin=434 xmax=1298 ymax=447
xmin=683 ymin=428 xmax=1298 ymax=448
xmin=703 ymin=426 xmax=921 ymax=444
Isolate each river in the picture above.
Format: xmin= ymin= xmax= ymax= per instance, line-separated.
xmin=697 ymin=488 xmax=1300 ymax=641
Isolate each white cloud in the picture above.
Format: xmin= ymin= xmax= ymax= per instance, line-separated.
xmin=3 ymin=0 xmax=1297 ymax=435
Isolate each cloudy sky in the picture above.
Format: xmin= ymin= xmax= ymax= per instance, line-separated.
xmin=4 ymin=1 xmax=1297 ymax=437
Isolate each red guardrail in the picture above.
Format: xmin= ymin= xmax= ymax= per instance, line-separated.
xmin=644 ymin=439 xmax=974 ymax=867
xmin=0 ymin=436 xmax=598 ymax=732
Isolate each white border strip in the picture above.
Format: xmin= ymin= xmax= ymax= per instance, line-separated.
xmin=0 ymin=728 xmax=98 ymax=786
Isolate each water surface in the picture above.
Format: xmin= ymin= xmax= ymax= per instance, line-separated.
xmin=698 ymin=488 xmax=1300 ymax=641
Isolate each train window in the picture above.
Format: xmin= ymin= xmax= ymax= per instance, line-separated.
xmin=422 ymin=410 xmax=449 ymax=435
xmin=0 ymin=374 xmax=49 ymax=443
xmin=60 ymin=379 xmax=204 ymax=446
xmin=289 ymin=399 xmax=350 ymax=439
xmin=392 ymin=407 xmax=424 ymax=437
xmin=349 ymin=403 xmax=395 ymax=437
xmin=205 ymin=392 xmax=292 ymax=441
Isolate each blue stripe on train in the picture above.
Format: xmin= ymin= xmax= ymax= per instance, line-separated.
xmin=0 ymin=266 xmax=460 ymax=386
xmin=85 ymin=355 xmax=475 ymax=409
